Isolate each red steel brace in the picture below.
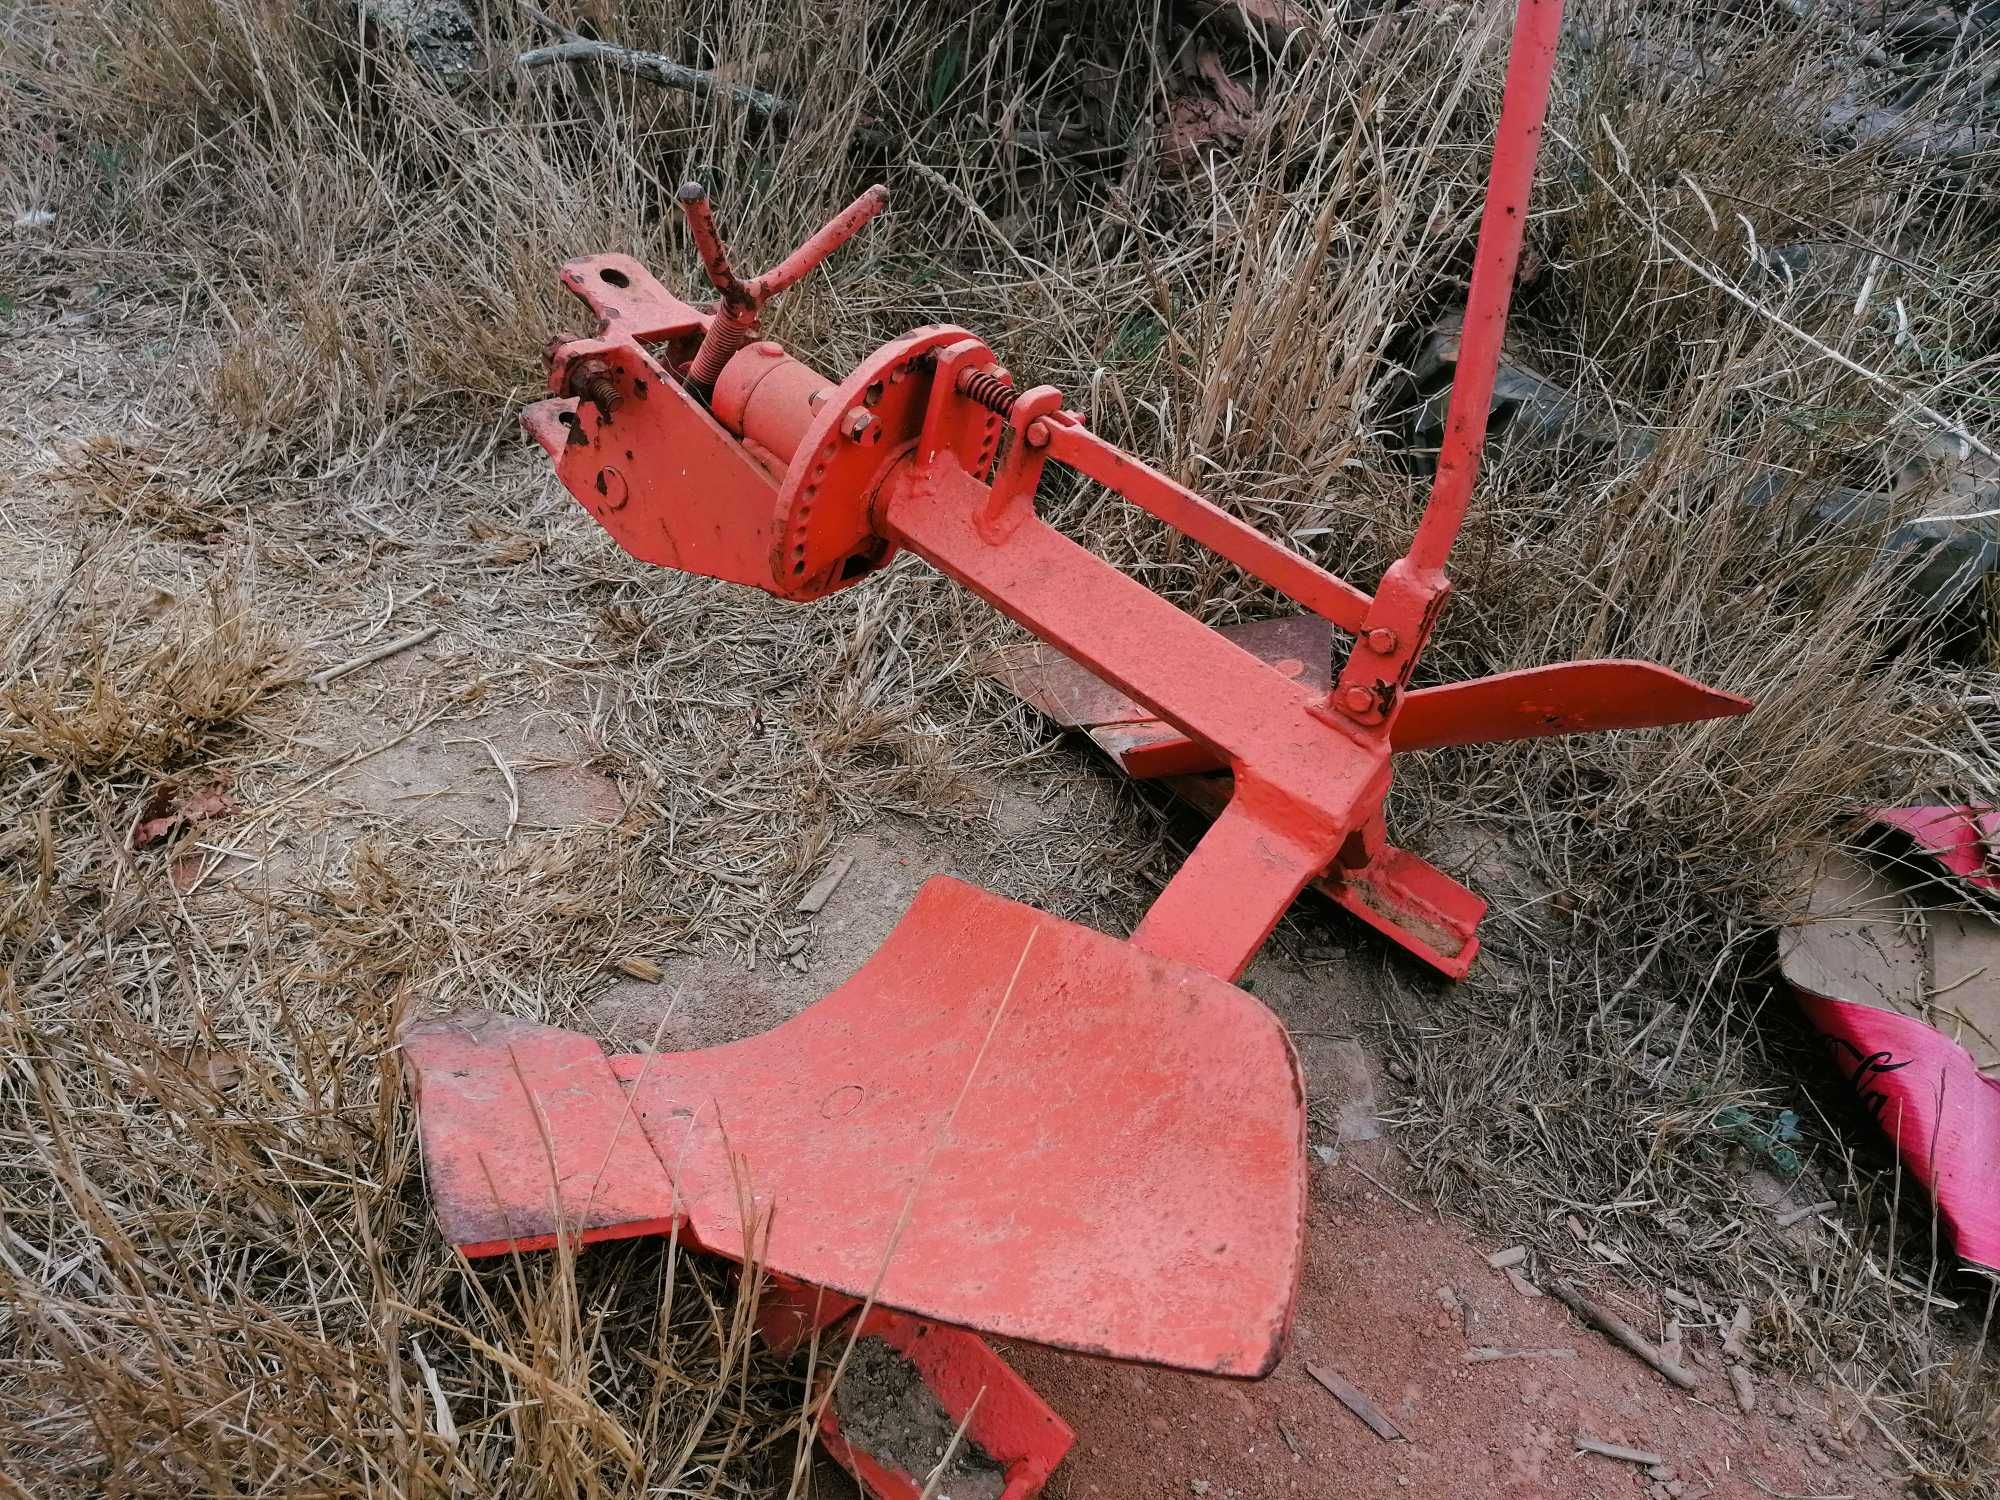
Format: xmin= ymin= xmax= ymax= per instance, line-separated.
xmin=413 ymin=3 xmax=1750 ymax=1495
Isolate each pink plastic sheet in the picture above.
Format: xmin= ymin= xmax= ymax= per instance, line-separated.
xmin=1870 ymin=804 xmax=2000 ymax=894
xmin=1780 ymin=807 xmax=2000 ymax=1273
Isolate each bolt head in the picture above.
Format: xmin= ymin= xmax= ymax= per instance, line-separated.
xmin=842 ymin=409 xmax=880 ymax=444
xmin=1024 ymin=419 xmax=1051 ymax=449
xmin=1365 ymin=627 xmax=1399 ymax=654
xmin=1340 ymin=684 xmax=1376 ymax=715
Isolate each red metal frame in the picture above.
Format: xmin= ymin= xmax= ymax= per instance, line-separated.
xmin=411 ymin=4 xmax=1752 ymax=1495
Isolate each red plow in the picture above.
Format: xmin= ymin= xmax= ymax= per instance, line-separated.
xmin=402 ymin=2 xmax=1749 ymax=1492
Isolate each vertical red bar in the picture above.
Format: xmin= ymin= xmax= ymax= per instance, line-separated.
xmin=1403 ymin=0 xmax=1566 ymax=578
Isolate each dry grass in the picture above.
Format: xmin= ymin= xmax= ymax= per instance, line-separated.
xmin=3 ymin=0 xmax=1998 ymax=1493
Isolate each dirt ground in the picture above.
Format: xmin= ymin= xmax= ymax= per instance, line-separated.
xmin=1004 ymin=1179 xmax=1903 ymax=1500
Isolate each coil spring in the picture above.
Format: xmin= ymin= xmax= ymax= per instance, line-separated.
xmin=955 ymin=366 xmax=1017 ymax=415
xmin=686 ymin=312 xmax=757 ymax=392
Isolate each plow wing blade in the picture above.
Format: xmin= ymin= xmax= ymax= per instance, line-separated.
xmin=1392 ymin=659 xmax=1752 ymax=750
xmin=999 ymin=616 xmax=1748 ymax=775
xmin=403 ymin=876 xmax=1305 ymax=1377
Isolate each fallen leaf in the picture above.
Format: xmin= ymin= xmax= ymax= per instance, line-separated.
xmin=187 ymin=1047 xmax=247 ymax=1089
xmin=134 ymin=784 xmax=236 ymax=847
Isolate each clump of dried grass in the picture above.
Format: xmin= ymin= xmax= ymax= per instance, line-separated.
xmin=2 ymin=0 xmax=1997 ymax=1491
xmin=0 ymin=572 xmax=809 ymax=1495
xmin=61 ymin=435 xmax=244 ymax=541
xmin=1 ymin=571 xmax=291 ymax=774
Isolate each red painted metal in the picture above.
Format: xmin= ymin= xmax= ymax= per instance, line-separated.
xmin=1000 ymin=620 xmax=1752 ymax=782
xmin=409 ymin=5 xmax=1762 ymax=1496
xmin=710 ymin=340 xmax=833 ymax=477
xmin=1396 ymin=660 xmax=1752 ymax=750
xmin=752 ymin=1284 xmax=1076 ymax=1496
xmin=518 ymin=214 xmax=908 ymax=602
xmin=816 ymin=1309 xmax=1074 ymax=1500
xmin=999 ymin=615 xmax=1330 ymax=730
xmin=1405 ymin=0 xmax=1562 ymax=580
xmin=1324 ymin=0 xmax=1567 ymax=733
xmin=403 ymin=877 xmax=1305 ymax=1375
xmin=884 ymin=455 xmax=1388 ymax=982
xmin=1042 ymin=422 xmax=1372 ymax=632
xmin=1160 ymin=772 xmax=1488 ymax=978
xmin=678 ymin=181 xmax=889 ymax=392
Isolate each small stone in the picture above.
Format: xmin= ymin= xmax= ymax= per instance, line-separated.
xmin=1190 ymin=1482 xmax=1210 ymax=1496
xmin=358 ymin=0 xmax=479 ymax=75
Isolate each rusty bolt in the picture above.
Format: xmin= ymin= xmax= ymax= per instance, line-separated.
xmin=843 ymin=409 xmax=879 ymax=444
xmin=1024 ymin=419 xmax=1051 ymax=449
xmin=564 ymin=356 xmax=620 ymax=420
xmin=1364 ymin=627 xmax=1398 ymax=654
xmin=1339 ymin=684 xmax=1376 ymax=715
xmin=581 ymin=375 xmax=620 ymax=416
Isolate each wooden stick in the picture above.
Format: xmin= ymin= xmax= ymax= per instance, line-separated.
xmin=1546 ymin=1279 xmax=1700 ymax=1390
xmin=1577 ymin=1436 xmax=1664 ymax=1467
xmin=1463 ymin=1345 xmax=1576 ymax=1363
xmin=1729 ymin=1363 xmax=1758 ymax=1413
xmin=1305 ymin=1363 xmax=1405 ymax=1440
xmin=306 ymin=625 xmax=441 ymax=688
xmin=796 ymin=852 xmax=855 ymax=914
xmin=1722 ymin=1303 xmax=1754 ymax=1361
xmin=518 ymin=39 xmax=797 ymax=123
xmin=517 ymin=38 xmax=1077 ymax=153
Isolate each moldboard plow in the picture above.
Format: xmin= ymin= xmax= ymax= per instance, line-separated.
xmin=403 ymin=2 xmax=1750 ymax=1493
